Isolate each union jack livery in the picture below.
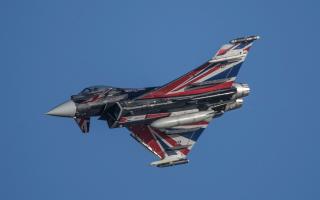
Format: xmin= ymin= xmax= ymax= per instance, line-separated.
xmin=47 ymin=35 xmax=260 ymax=167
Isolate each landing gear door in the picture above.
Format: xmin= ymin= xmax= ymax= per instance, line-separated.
xmin=102 ymin=102 xmax=123 ymax=128
xmin=74 ymin=117 xmax=90 ymax=133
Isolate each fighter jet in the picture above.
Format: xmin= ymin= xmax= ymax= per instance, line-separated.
xmin=47 ymin=35 xmax=259 ymax=167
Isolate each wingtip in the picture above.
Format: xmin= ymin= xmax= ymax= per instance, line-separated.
xmin=230 ymin=35 xmax=260 ymax=44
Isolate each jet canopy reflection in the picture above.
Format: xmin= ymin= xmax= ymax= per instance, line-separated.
xmin=80 ymin=85 xmax=113 ymax=94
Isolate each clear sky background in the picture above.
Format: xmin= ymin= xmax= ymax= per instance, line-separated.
xmin=1 ymin=0 xmax=320 ymax=200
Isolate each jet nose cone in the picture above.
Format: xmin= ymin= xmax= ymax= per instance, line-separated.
xmin=46 ymin=100 xmax=76 ymax=117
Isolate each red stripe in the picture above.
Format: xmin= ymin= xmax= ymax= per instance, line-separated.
xmin=79 ymin=118 xmax=84 ymax=126
xmin=141 ymin=62 xmax=211 ymax=99
xmin=243 ymin=46 xmax=251 ymax=52
xmin=164 ymin=81 xmax=233 ymax=97
xmin=119 ymin=117 xmax=128 ymax=123
xmin=216 ymin=45 xmax=234 ymax=56
xmin=172 ymin=64 xmax=220 ymax=92
xmin=129 ymin=125 xmax=165 ymax=159
xmin=144 ymin=81 xmax=233 ymax=99
xmin=154 ymin=129 xmax=190 ymax=155
xmin=84 ymin=94 xmax=100 ymax=103
xmin=146 ymin=113 xmax=170 ymax=119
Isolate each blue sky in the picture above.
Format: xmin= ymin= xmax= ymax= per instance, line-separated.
xmin=1 ymin=0 xmax=320 ymax=199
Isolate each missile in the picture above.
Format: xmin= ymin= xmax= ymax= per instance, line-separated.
xmin=151 ymin=110 xmax=215 ymax=129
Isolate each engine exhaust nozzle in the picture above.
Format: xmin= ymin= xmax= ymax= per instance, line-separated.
xmin=233 ymin=83 xmax=250 ymax=98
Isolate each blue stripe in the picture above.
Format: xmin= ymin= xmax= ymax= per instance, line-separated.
xmin=154 ymin=134 xmax=177 ymax=155
xmin=227 ymin=63 xmax=243 ymax=77
xmin=234 ymin=42 xmax=248 ymax=49
xmin=206 ymin=63 xmax=243 ymax=81
xmin=180 ymin=128 xmax=204 ymax=142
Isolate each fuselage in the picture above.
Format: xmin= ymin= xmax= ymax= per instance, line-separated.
xmin=47 ymin=83 xmax=249 ymax=130
xmin=46 ymin=35 xmax=259 ymax=167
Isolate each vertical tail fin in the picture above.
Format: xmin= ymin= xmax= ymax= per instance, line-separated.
xmin=206 ymin=35 xmax=260 ymax=82
xmin=139 ymin=35 xmax=259 ymax=99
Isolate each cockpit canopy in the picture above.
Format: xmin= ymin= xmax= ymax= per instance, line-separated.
xmin=80 ymin=85 xmax=113 ymax=94
xmin=72 ymin=85 xmax=125 ymax=104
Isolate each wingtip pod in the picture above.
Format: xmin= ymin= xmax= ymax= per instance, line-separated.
xmin=150 ymin=157 xmax=189 ymax=168
xmin=229 ymin=35 xmax=260 ymax=44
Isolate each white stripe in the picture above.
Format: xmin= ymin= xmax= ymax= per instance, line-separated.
xmin=148 ymin=126 xmax=168 ymax=157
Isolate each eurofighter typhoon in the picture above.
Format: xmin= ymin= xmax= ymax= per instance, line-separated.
xmin=47 ymin=35 xmax=259 ymax=167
